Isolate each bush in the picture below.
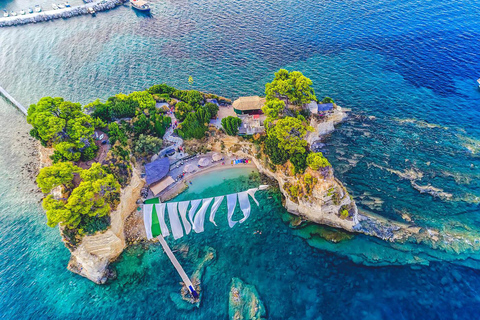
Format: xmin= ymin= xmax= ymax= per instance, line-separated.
xmin=264 ymin=135 xmax=288 ymax=165
xmin=306 ymin=152 xmax=331 ymax=170
xmin=148 ymin=84 xmax=176 ymax=96
xmin=174 ymin=101 xmax=194 ymax=122
xmin=322 ymin=97 xmax=334 ymax=104
xmin=204 ymin=102 xmax=219 ymax=118
xmin=290 ymin=151 xmax=308 ymax=174
xmin=177 ymin=109 xmax=210 ymax=139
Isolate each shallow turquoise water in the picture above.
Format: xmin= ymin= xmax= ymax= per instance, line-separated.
xmin=0 ymin=0 xmax=480 ymax=318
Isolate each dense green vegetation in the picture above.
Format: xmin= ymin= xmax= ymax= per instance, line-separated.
xmin=221 ymin=116 xmax=242 ymax=136
xmin=29 ymin=83 xmax=230 ymax=244
xmin=40 ymin=163 xmax=120 ymax=230
xmin=261 ymin=70 xmax=331 ymax=175
xmin=27 ymin=97 xmax=103 ymax=163
xmin=265 ymin=69 xmax=317 ymax=106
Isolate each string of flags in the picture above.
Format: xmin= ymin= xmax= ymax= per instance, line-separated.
xmin=143 ymin=185 xmax=269 ymax=240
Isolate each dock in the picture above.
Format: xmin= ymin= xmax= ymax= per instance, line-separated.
xmin=0 ymin=0 xmax=125 ymax=28
xmin=0 ymin=86 xmax=28 ymax=115
xmin=157 ymin=236 xmax=199 ymax=298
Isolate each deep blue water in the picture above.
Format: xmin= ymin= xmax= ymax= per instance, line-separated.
xmin=0 ymin=0 xmax=480 ymax=318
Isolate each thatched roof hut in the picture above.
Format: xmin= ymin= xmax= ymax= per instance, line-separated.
xmin=232 ymin=96 xmax=266 ymax=114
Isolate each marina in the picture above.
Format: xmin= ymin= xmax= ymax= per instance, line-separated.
xmin=0 ymin=0 xmax=124 ymax=27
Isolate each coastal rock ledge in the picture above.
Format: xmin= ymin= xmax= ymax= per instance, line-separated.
xmin=67 ymin=167 xmax=145 ymax=284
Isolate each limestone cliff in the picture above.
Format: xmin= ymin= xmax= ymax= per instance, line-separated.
xmin=67 ymin=167 xmax=145 ymax=284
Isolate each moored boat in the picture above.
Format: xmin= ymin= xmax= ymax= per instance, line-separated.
xmin=58 ymin=4 xmax=65 ymax=9
xmin=130 ymin=0 xmax=150 ymax=11
xmin=34 ymin=5 xmax=42 ymax=12
xmin=52 ymin=3 xmax=59 ymax=9
xmin=28 ymin=7 xmax=33 ymax=14
xmin=20 ymin=9 xmax=26 ymax=15
xmin=477 ymin=78 xmax=480 ymax=89
xmin=64 ymin=2 xmax=71 ymax=7
xmin=87 ymin=7 xmax=95 ymax=14
xmin=11 ymin=10 xmax=16 ymax=16
xmin=2 ymin=9 xmax=8 ymax=17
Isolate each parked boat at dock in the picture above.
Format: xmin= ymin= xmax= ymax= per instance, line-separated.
xmin=34 ymin=5 xmax=42 ymax=12
xmin=130 ymin=0 xmax=150 ymax=11
xmin=2 ymin=10 xmax=8 ymax=17
xmin=28 ymin=8 xmax=33 ymax=14
xmin=10 ymin=11 xmax=16 ymax=16
xmin=52 ymin=4 xmax=59 ymax=9
xmin=65 ymin=2 xmax=71 ymax=7
xmin=19 ymin=9 xmax=26 ymax=15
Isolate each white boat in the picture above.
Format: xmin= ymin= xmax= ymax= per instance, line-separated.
xmin=34 ymin=5 xmax=42 ymax=12
xmin=58 ymin=4 xmax=65 ymax=9
xmin=11 ymin=11 xmax=17 ymax=16
xmin=28 ymin=7 xmax=33 ymax=13
xmin=87 ymin=7 xmax=95 ymax=13
xmin=130 ymin=0 xmax=150 ymax=11
xmin=2 ymin=9 xmax=8 ymax=17
xmin=64 ymin=2 xmax=71 ymax=7
xmin=20 ymin=9 xmax=26 ymax=15
xmin=52 ymin=3 xmax=59 ymax=9
xmin=477 ymin=78 xmax=480 ymax=89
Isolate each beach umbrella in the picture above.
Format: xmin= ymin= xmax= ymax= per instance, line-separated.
xmin=184 ymin=164 xmax=196 ymax=173
xmin=212 ymin=153 xmax=223 ymax=162
xmin=198 ymin=158 xmax=211 ymax=167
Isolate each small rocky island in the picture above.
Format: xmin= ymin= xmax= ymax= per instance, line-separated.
xmin=28 ymin=69 xmax=424 ymax=289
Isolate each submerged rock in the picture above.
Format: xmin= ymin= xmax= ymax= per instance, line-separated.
xmin=229 ymin=277 xmax=266 ymax=320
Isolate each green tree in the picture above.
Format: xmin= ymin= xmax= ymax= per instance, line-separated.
xmin=265 ymin=69 xmax=316 ymax=106
xmin=134 ymin=134 xmax=163 ymax=155
xmin=176 ymin=109 xmax=210 ymax=139
xmin=132 ymin=113 xmax=153 ymax=136
xmin=87 ymin=99 xmax=112 ymax=123
xmin=153 ymin=114 xmax=172 ymax=138
xmin=268 ymin=116 xmax=312 ymax=156
xmin=108 ymin=122 xmax=128 ymax=146
xmin=106 ymin=93 xmax=139 ymax=119
xmin=306 ymin=152 xmax=331 ymax=170
xmin=290 ymin=151 xmax=308 ymax=174
xmin=204 ymin=102 xmax=219 ymax=118
xmin=174 ymin=101 xmax=194 ymax=122
xmin=264 ymin=135 xmax=288 ymax=165
xmin=41 ymin=163 xmax=120 ymax=229
xmin=36 ymin=162 xmax=80 ymax=193
xmin=129 ymin=91 xmax=156 ymax=111
xmin=221 ymin=116 xmax=242 ymax=136
xmin=262 ymin=99 xmax=285 ymax=120
xmin=148 ymin=84 xmax=176 ymax=95
xmin=321 ymin=97 xmax=334 ymax=104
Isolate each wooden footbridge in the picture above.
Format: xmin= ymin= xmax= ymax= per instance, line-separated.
xmin=0 ymin=86 xmax=28 ymax=115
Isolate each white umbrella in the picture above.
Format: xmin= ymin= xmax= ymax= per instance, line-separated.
xmin=198 ymin=158 xmax=211 ymax=167
xmin=212 ymin=153 xmax=223 ymax=162
xmin=184 ymin=164 xmax=196 ymax=173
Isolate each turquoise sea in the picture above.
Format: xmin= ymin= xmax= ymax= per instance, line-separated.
xmin=1 ymin=0 xmax=480 ymax=318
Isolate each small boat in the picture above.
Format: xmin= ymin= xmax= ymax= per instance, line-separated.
xmin=130 ymin=0 xmax=150 ymax=11
xmin=58 ymin=4 xmax=65 ymax=9
xmin=11 ymin=10 xmax=17 ymax=16
xmin=20 ymin=9 xmax=26 ymax=15
xmin=477 ymin=78 xmax=480 ymax=90
xmin=52 ymin=3 xmax=59 ymax=9
xmin=34 ymin=5 xmax=42 ymax=12
xmin=64 ymin=2 xmax=71 ymax=7
xmin=87 ymin=7 xmax=95 ymax=13
xmin=3 ymin=9 xmax=8 ymax=17
xmin=28 ymin=7 xmax=33 ymax=13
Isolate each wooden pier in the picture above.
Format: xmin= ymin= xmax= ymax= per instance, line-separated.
xmin=0 ymin=86 xmax=28 ymax=115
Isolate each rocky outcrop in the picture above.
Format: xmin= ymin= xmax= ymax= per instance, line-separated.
xmin=250 ymin=156 xmax=359 ymax=232
xmin=306 ymin=106 xmax=348 ymax=145
xmin=67 ymin=167 xmax=145 ymax=284
xmin=229 ymin=278 xmax=267 ymax=320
